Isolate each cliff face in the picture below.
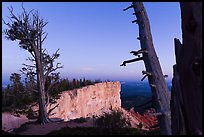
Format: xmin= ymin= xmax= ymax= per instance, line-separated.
xmin=2 ymin=82 xmax=121 ymax=132
xmin=41 ymin=81 xmax=121 ymax=121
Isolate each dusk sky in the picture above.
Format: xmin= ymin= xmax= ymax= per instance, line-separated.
xmin=2 ymin=2 xmax=182 ymax=85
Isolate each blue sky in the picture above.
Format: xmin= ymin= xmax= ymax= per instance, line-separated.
xmin=2 ymin=2 xmax=182 ymax=84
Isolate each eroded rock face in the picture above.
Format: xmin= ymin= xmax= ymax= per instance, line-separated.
xmin=46 ymin=81 xmax=121 ymax=121
xmin=127 ymin=108 xmax=158 ymax=130
xmin=2 ymin=82 xmax=121 ymax=132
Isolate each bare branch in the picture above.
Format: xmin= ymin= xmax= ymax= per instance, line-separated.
xmin=48 ymin=104 xmax=59 ymax=116
xmin=20 ymin=69 xmax=27 ymax=75
xmin=123 ymin=4 xmax=133 ymax=11
xmin=26 ymin=57 xmax=35 ymax=62
xmin=29 ymin=101 xmax=38 ymax=109
xmin=8 ymin=6 xmax=20 ymax=22
xmin=22 ymin=63 xmax=35 ymax=68
xmin=130 ymin=49 xmax=148 ymax=56
xmin=44 ymin=49 xmax=63 ymax=81
xmin=45 ymin=80 xmax=59 ymax=93
xmin=120 ymin=57 xmax=143 ymax=66
xmin=164 ymin=75 xmax=168 ymax=78
xmin=2 ymin=18 xmax=10 ymax=27
xmin=141 ymin=74 xmax=148 ymax=81
xmin=21 ymin=2 xmax=26 ymax=14
xmin=41 ymin=33 xmax=48 ymax=43
xmin=51 ymin=49 xmax=60 ymax=60
xmin=142 ymin=70 xmax=152 ymax=76
xmin=44 ymin=64 xmax=63 ymax=85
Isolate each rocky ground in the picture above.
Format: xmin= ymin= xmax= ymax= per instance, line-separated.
xmin=2 ymin=108 xmax=158 ymax=135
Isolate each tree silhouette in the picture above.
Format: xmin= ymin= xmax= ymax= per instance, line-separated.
xmin=3 ymin=4 xmax=63 ymax=124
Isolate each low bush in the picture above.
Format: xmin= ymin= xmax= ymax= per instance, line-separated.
xmin=94 ymin=109 xmax=131 ymax=129
xmin=72 ymin=117 xmax=87 ymax=123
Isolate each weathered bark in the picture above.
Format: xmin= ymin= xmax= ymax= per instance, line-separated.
xmin=171 ymin=2 xmax=202 ymax=135
xmin=37 ymin=71 xmax=51 ymax=123
xmin=171 ymin=64 xmax=186 ymax=135
xmin=35 ymin=48 xmax=51 ymax=124
xmin=122 ymin=2 xmax=172 ymax=135
xmin=170 ymin=39 xmax=186 ymax=135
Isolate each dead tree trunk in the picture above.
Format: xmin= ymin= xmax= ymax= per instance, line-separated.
xmin=122 ymin=2 xmax=171 ymax=135
xmin=171 ymin=2 xmax=202 ymax=135
xmin=170 ymin=39 xmax=186 ymax=135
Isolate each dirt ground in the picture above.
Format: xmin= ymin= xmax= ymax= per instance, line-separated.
xmin=14 ymin=118 xmax=95 ymax=135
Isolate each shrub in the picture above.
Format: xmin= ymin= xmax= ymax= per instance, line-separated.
xmin=73 ymin=117 xmax=87 ymax=123
xmin=137 ymin=122 xmax=143 ymax=128
xmin=95 ymin=109 xmax=131 ymax=129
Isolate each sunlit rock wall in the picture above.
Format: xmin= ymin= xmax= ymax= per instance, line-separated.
xmin=47 ymin=81 xmax=121 ymax=121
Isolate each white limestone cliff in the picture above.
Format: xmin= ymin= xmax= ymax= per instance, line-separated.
xmin=2 ymin=81 xmax=121 ymax=131
xmin=47 ymin=81 xmax=121 ymax=121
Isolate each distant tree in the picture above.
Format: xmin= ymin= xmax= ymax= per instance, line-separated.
xmin=79 ymin=79 xmax=83 ymax=87
xmin=86 ymin=79 xmax=93 ymax=85
xmin=2 ymin=85 xmax=11 ymax=107
xmin=24 ymin=72 xmax=38 ymax=102
xmin=65 ymin=78 xmax=71 ymax=90
xmin=3 ymin=4 xmax=63 ymax=124
xmin=82 ymin=78 xmax=86 ymax=86
xmin=94 ymin=79 xmax=102 ymax=83
xmin=72 ymin=78 xmax=76 ymax=88
xmin=10 ymin=73 xmax=24 ymax=94
xmin=9 ymin=73 xmax=24 ymax=106
xmin=76 ymin=79 xmax=80 ymax=88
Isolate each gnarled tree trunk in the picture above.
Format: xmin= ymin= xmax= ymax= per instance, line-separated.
xmin=171 ymin=2 xmax=202 ymax=135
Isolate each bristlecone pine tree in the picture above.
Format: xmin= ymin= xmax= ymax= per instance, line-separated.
xmin=121 ymin=2 xmax=171 ymax=135
xmin=3 ymin=5 xmax=63 ymax=124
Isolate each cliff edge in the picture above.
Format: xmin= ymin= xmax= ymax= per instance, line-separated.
xmin=46 ymin=81 xmax=121 ymax=121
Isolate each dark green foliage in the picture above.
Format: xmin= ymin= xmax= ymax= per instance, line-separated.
xmin=95 ymin=110 xmax=131 ymax=129
xmin=71 ymin=117 xmax=87 ymax=123
xmin=26 ymin=108 xmax=38 ymax=119
xmin=2 ymin=84 xmax=14 ymax=107
xmin=9 ymin=73 xmax=24 ymax=107
xmin=94 ymin=79 xmax=102 ymax=83
xmin=2 ymin=73 xmax=106 ymax=111
xmin=2 ymin=106 xmax=14 ymax=113
xmin=2 ymin=73 xmax=38 ymax=111
xmin=137 ymin=122 xmax=143 ymax=128
xmin=48 ymin=78 xmax=101 ymax=99
xmin=2 ymin=73 xmax=31 ymax=108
